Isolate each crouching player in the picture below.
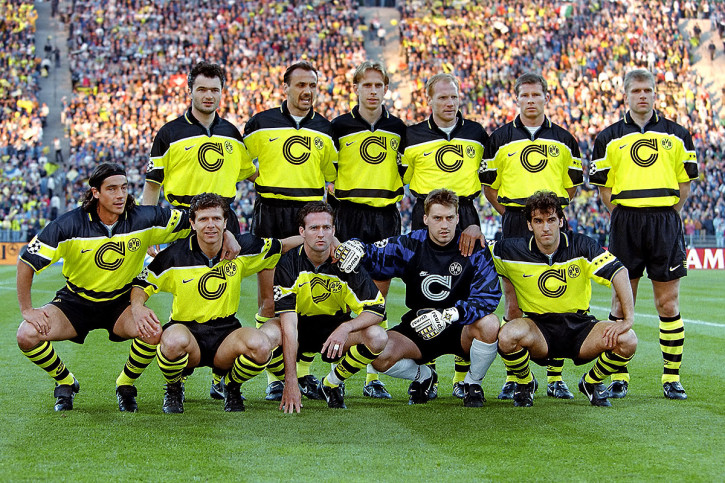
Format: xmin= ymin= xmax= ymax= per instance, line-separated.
xmin=130 ymin=193 xmax=301 ymax=413
xmin=491 ymin=191 xmax=637 ymax=407
xmin=335 ymin=189 xmax=501 ymax=407
xmin=273 ymin=202 xmax=388 ymax=412
xmin=16 ymin=163 xmax=191 ymax=411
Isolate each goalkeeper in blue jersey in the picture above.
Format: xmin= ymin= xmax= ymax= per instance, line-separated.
xmin=335 ymin=188 xmax=501 ymax=406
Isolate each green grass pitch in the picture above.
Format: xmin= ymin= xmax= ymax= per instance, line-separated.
xmin=0 ymin=265 xmax=723 ymax=481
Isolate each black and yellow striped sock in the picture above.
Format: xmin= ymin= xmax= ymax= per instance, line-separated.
xmin=500 ymin=348 xmax=533 ymax=384
xmin=156 ymin=349 xmax=188 ymax=384
xmin=660 ymin=314 xmax=684 ymax=384
xmin=328 ymin=344 xmax=382 ymax=386
xmin=546 ymin=358 xmax=564 ymax=383
xmin=500 ymin=318 xmax=516 ymax=383
xmin=212 ymin=367 xmax=225 ymax=386
xmin=116 ymin=338 xmax=157 ymax=386
xmin=607 ymin=313 xmax=630 ymax=382
xmin=266 ymin=346 xmax=285 ymax=383
xmin=226 ymin=354 xmax=271 ymax=385
xmin=584 ymin=350 xmax=633 ymax=384
xmin=254 ymin=313 xmax=270 ymax=329
xmin=297 ymin=352 xmax=315 ymax=377
xmin=21 ymin=341 xmax=75 ymax=385
xmin=452 ymin=356 xmax=470 ymax=384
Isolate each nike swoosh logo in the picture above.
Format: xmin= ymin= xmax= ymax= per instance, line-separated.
xmin=522 ymin=274 xmax=533 ymax=278
xmin=508 ymin=151 xmax=518 ymax=157
xmin=345 ymin=141 xmax=355 ymax=147
xmin=185 ymin=145 xmax=195 ymax=151
xmin=669 ymin=265 xmax=681 ymax=272
xmin=298 ymin=281 xmax=310 ymax=288
xmin=183 ymin=279 xmax=194 ymax=283
xmin=423 ymin=152 xmax=432 ymax=156
xmin=269 ymin=137 xmax=279 ymax=142
xmin=619 ymin=144 xmax=628 ymax=150
xmin=81 ymin=249 xmax=92 ymax=253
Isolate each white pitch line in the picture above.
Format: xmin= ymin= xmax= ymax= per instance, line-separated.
xmin=590 ymin=304 xmax=724 ymax=328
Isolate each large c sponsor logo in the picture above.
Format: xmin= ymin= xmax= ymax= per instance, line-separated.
xmin=520 ymin=144 xmax=548 ymax=173
xmin=309 ymin=277 xmax=342 ymax=303
xmin=435 ymin=145 xmax=464 ymax=173
xmin=360 ymin=136 xmax=387 ymax=165
xmin=283 ymin=136 xmax=311 ymax=165
xmin=95 ymin=241 xmax=125 ymax=271
xmin=421 ymin=274 xmax=452 ymax=301
xmin=538 ymin=269 xmax=567 ymax=298
xmin=199 ymin=267 xmax=227 ymax=300
xmin=197 ymin=143 xmax=224 ymax=172
xmin=630 ymin=138 xmax=658 ymax=167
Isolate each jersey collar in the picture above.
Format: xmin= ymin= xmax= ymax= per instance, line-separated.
xmin=427 ymin=111 xmax=464 ymax=137
xmin=280 ymin=101 xmax=316 ymax=124
xmin=512 ymin=114 xmax=551 ymax=135
xmin=184 ymin=108 xmax=221 ymax=132
xmin=188 ymin=233 xmax=222 ymax=267
xmin=351 ymin=104 xmax=389 ymax=130
xmin=623 ymin=110 xmax=659 ymax=127
xmin=527 ymin=230 xmax=570 ymax=264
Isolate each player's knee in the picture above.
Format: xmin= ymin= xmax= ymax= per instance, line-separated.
xmin=16 ymin=321 xmax=41 ymax=350
xmin=616 ymin=329 xmax=638 ymax=357
xmin=364 ymin=324 xmax=388 ymax=353
xmin=160 ymin=329 xmax=190 ymax=356
xmin=654 ymin=297 xmax=679 ymax=317
xmin=371 ymin=351 xmax=394 ymax=372
xmin=476 ymin=314 xmax=500 ymax=343
xmin=497 ymin=322 xmax=524 ymax=353
xmin=246 ymin=331 xmax=273 ymax=364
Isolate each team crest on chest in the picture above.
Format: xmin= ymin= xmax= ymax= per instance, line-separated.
xmin=314 ymin=137 xmax=324 ymax=150
xmin=449 ymin=262 xmax=462 ymax=275
xmin=548 ymin=145 xmax=560 ymax=157
xmin=127 ymin=238 xmax=141 ymax=252
xmin=660 ymin=138 xmax=672 ymax=150
xmin=224 ymin=263 xmax=237 ymax=277
xmin=465 ymin=145 xmax=476 ymax=158
xmin=567 ymin=265 xmax=581 ymax=278
xmin=224 ymin=140 xmax=234 ymax=153
xmin=391 ymin=138 xmax=399 ymax=151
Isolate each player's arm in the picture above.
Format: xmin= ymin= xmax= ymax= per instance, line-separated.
xmin=453 ymin=248 xmax=502 ymax=324
xmin=16 ymin=261 xmax=49 ymax=336
xmin=280 ymin=235 xmax=304 ymax=254
xmin=602 ymin=268 xmax=634 ymax=348
xmin=279 ymin=311 xmax=302 ymax=414
xmin=483 ymin=186 xmax=506 ymax=215
xmin=674 ymin=181 xmax=691 ymax=212
xmin=322 ymin=310 xmax=383 ymax=360
xmin=598 ymin=186 xmax=614 ymax=213
xmin=459 ymin=223 xmax=483 ymax=257
xmin=141 ymin=182 xmax=161 ymax=206
xmin=566 ymin=186 xmax=577 ymax=199
xmin=221 ymin=230 xmax=242 ymax=261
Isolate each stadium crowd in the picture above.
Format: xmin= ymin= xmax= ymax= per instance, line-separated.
xmin=0 ymin=2 xmax=50 ymax=241
xmin=1 ymin=0 xmax=724 ymax=246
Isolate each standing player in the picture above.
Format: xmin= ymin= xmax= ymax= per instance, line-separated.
xmin=492 ymin=191 xmax=637 ymax=407
xmin=402 ymin=73 xmax=489 ymax=397
xmin=330 ymin=60 xmax=406 ymax=399
xmin=244 ymin=61 xmax=337 ymax=401
xmin=16 ymin=163 xmax=189 ymax=411
xmin=129 ymin=193 xmax=301 ymax=413
xmin=124 ymin=61 xmax=256 ymax=403
xmin=335 ymin=189 xmax=501 ymax=407
xmin=480 ymin=72 xmax=583 ymax=400
xmin=591 ymin=69 xmax=698 ymax=400
xmin=274 ymin=202 xmax=387 ymax=412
